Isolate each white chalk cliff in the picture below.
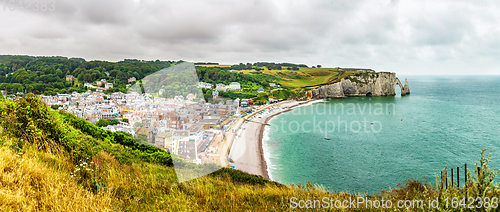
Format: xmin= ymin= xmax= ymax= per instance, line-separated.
xmin=308 ymin=72 xmax=410 ymax=99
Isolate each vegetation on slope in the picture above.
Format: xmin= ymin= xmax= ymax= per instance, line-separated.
xmin=0 ymin=55 xmax=374 ymax=102
xmin=1 ymin=81 xmax=500 ymax=211
xmin=0 ymin=55 xmax=173 ymax=95
xmin=0 ymin=94 xmax=347 ymax=211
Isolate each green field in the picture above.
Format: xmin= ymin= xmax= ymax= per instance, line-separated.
xmin=239 ymin=67 xmax=370 ymax=89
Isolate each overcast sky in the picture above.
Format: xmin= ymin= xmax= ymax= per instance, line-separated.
xmin=1 ymin=0 xmax=500 ymax=75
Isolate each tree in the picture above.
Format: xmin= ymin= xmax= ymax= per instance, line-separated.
xmin=122 ymin=118 xmax=129 ymax=123
xmin=133 ymin=122 xmax=143 ymax=128
xmin=55 ymin=68 xmax=63 ymax=77
xmin=50 ymin=104 xmax=59 ymax=110
xmin=317 ymin=65 xmax=322 ymax=68
xmin=96 ymin=119 xmax=110 ymax=127
xmin=109 ymin=118 xmax=118 ymax=125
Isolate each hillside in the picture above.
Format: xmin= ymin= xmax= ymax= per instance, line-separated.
xmin=0 ymin=55 xmax=378 ymax=103
xmin=196 ymin=63 xmax=376 ymax=103
xmin=0 ymin=94 xmax=345 ymax=211
xmin=1 ymin=95 xmax=499 ymax=211
xmin=0 ymin=55 xmax=173 ymax=95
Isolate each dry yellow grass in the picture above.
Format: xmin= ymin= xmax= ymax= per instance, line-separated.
xmin=2 ymin=96 xmax=499 ymax=211
xmin=0 ymin=143 xmax=113 ymax=211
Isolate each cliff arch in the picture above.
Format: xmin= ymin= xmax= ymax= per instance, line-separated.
xmin=308 ymin=72 xmax=409 ymax=99
xmin=396 ymin=78 xmax=410 ymax=96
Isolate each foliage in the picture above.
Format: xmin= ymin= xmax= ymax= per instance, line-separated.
xmin=218 ymin=90 xmax=257 ymax=100
xmin=0 ymin=55 xmax=172 ymax=95
xmin=59 ymin=110 xmax=174 ymax=166
xmin=468 ymin=149 xmax=500 ymax=200
xmin=229 ymin=62 xmax=307 ymax=70
xmin=0 ymin=145 xmax=113 ymax=211
xmin=2 ymin=95 xmax=500 ymax=211
xmin=196 ymin=66 xmax=277 ymax=88
xmin=133 ymin=122 xmax=143 ymax=128
xmin=96 ymin=119 xmax=110 ymax=127
xmin=129 ymin=62 xmax=202 ymax=99
xmin=209 ymin=168 xmax=284 ymax=187
xmin=96 ymin=118 xmax=119 ymax=127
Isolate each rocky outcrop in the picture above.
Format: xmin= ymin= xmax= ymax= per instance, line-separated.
xmin=310 ymin=82 xmax=345 ymax=98
xmin=403 ymin=78 xmax=410 ymax=95
xmin=308 ymin=72 xmax=410 ymax=99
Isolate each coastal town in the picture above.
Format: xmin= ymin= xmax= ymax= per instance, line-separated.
xmin=0 ymin=77 xmax=287 ymax=171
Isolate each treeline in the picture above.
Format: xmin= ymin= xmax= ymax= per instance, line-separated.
xmin=201 ymin=88 xmax=258 ymax=101
xmin=196 ymin=66 xmax=277 ymax=87
xmin=128 ymin=62 xmax=203 ymax=99
xmin=229 ymin=62 xmax=308 ymax=70
xmin=0 ymin=55 xmax=173 ymax=96
xmin=194 ymin=62 xmax=219 ymax=65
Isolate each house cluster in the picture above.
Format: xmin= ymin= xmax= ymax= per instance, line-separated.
xmin=81 ymin=79 xmax=116 ymax=92
xmin=41 ymin=91 xmax=121 ymax=122
xmin=197 ymin=82 xmax=213 ymax=89
xmin=198 ymin=82 xmax=241 ymax=91
xmin=198 ymin=81 xmax=279 ymax=94
xmin=45 ymin=90 xmax=243 ymax=165
xmin=121 ymin=92 xmax=241 ymax=163
xmin=66 ymin=75 xmax=75 ymax=81
xmin=215 ymin=82 xmax=241 ymax=91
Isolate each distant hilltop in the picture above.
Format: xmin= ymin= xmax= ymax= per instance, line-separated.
xmin=306 ymin=72 xmax=410 ymax=99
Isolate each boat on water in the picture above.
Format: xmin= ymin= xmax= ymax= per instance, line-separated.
xmin=324 ymin=138 xmax=331 ymax=140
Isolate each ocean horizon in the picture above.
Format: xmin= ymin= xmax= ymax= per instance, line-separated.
xmin=263 ymin=75 xmax=500 ymax=194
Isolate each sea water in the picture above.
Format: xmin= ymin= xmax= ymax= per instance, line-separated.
xmin=263 ymin=75 xmax=500 ymax=194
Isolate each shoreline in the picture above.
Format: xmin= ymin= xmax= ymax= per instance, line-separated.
xmin=228 ymin=99 xmax=320 ymax=181
xmin=257 ymin=99 xmax=318 ymax=180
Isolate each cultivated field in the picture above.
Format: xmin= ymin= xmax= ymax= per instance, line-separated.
xmin=239 ymin=67 xmax=369 ymax=88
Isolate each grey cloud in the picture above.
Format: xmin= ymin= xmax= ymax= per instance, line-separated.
xmin=409 ymin=13 xmax=472 ymax=46
xmin=1 ymin=0 xmax=500 ymax=75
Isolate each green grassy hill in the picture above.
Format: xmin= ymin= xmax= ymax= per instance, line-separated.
xmin=1 ymin=95 xmax=499 ymax=211
xmin=239 ymin=67 xmax=371 ymax=88
xmin=0 ymin=55 xmax=173 ymax=95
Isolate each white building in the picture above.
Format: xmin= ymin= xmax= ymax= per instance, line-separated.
xmin=215 ymin=84 xmax=227 ymax=91
xmin=105 ymin=83 xmax=113 ymax=89
xmin=228 ymin=82 xmax=241 ymax=90
xmin=198 ymin=82 xmax=213 ymax=89
xmin=186 ymin=93 xmax=196 ymax=101
xmin=233 ymin=98 xmax=240 ymax=107
xmin=84 ymin=83 xmax=95 ymax=88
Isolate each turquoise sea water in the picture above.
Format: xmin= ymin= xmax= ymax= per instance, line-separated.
xmin=263 ymin=75 xmax=500 ymax=194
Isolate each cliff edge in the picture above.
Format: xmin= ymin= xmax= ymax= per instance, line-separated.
xmin=308 ymin=72 xmax=410 ymax=99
